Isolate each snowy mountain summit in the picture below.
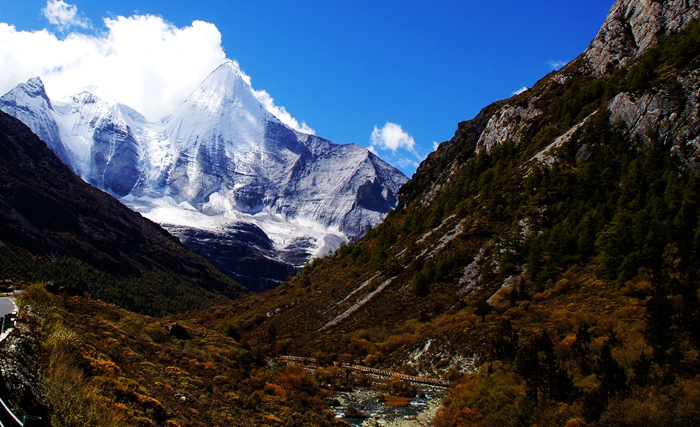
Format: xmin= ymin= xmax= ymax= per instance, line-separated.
xmin=1 ymin=61 xmax=407 ymax=291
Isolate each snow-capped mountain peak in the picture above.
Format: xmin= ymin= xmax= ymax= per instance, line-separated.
xmin=0 ymin=62 xmax=408 ymax=291
xmin=18 ymin=77 xmax=52 ymax=105
xmin=0 ymin=77 xmax=69 ymax=165
xmin=163 ymin=60 xmax=275 ymax=157
xmin=180 ymin=60 xmax=267 ymax=117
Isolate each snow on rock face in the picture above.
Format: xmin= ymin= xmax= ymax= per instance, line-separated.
xmin=160 ymin=61 xmax=293 ymax=210
xmin=145 ymin=60 xmax=406 ymax=241
xmin=51 ymin=91 xmax=143 ymax=196
xmin=0 ymin=62 xmax=407 ymax=289
xmin=0 ymin=80 xmax=146 ymax=197
xmin=0 ymin=78 xmax=69 ymax=166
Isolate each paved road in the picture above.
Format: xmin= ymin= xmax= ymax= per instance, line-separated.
xmin=0 ymin=298 xmax=15 ymax=317
xmin=0 ymin=298 xmax=23 ymax=427
xmin=0 ymin=395 xmax=23 ymax=427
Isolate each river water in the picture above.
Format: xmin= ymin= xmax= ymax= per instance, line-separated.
xmin=333 ymin=386 xmax=446 ymax=427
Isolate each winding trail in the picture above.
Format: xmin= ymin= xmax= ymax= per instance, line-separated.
xmin=320 ymin=277 xmax=396 ymax=331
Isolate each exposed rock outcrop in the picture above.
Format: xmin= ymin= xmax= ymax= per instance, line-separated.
xmin=0 ymin=321 xmax=49 ymax=422
xmin=475 ymin=100 xmax=542 ymax=153
xmin=584 ymin=0 xmax=700 ymax=76
xmin=166 ymin=223 xmax=297 ymax=293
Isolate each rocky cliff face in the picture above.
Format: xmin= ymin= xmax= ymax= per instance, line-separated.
xmin=402 ymin=0 xmax=700 ymax=208
xmin=608 ymin=73 xmax=700 ymax=151
xmin=585 ymin=0 xmax=700 ymax=76
xmin=579 ymin=0 xmax=700 ymax=160
xmin=0 ymin=321 xmax=49 ymax=422
xmin=165 ymin=223 xmax=297 ymax=293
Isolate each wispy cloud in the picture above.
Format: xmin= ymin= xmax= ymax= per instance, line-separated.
xmin=546 ymin=60 xmax=568 ymax=70
xmin=395 ymin=157 xmax=421 ymax=169
xmin=512 ymin=86 xmax=528 ymax=95
xmin=42 ymin=0 xmax=90 ymax=31
xmin=254 ymin=89 xmax=314 ymax=134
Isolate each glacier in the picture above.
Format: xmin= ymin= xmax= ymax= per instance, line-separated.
xmin=0 ymin=61 xmax=408 ymax=292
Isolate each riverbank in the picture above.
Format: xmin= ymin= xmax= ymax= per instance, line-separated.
xmin=334 ymin=386 xmax=445 ymax=427
xmin=383 ymin=396 xmax=442 ymax=427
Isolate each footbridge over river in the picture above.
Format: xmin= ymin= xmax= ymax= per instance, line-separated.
xmin=272 ymin=356 xmax=450 ymax=387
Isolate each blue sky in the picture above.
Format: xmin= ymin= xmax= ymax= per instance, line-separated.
xmin=0 ymin=0 xmax=614 ymax=176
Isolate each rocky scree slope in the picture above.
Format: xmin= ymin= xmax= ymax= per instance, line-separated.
xmin=193 ymin=0 xmax=700 ymax=424
xmin=0 ymin=62 xmax=407 ymax=292
xmin=0 ymin=110 xmax=247 ymax=316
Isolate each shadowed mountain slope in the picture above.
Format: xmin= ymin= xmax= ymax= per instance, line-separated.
xmin=0 ymin=110 xmax=247 ymax=316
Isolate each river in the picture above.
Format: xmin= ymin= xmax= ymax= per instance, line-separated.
xmin=333 ymin=386 xmax=446 ymax=427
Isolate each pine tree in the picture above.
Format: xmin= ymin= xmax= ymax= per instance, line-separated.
xmin=572 ymin=323 xmax=592 ymax=375
xmin=595 ymin=341 xmax=628 ymax=400
xmin=632 ymin=351 xmax=652 ymax=387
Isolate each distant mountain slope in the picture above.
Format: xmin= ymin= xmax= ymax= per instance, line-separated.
xmin=1 ymin=62 xmax=407 ymax=292
xmin=194 ymin=0 xmax=700 ymax=425
xmin=0 ymin=110 xmax=248 ymax=316
xmin=210 ymin=0 xmax=700 ymax=344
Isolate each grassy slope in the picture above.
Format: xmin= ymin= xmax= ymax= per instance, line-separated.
xmin=19 ymin=286 xmax=351 ymax=427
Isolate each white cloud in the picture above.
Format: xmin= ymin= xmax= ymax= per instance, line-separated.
xmin=42 ymin=0 xmax=90 ymax=31
xmin=512 ymin=86 xmax=528 ymax=95
xmin=0 ymin=16 xmax=226 ymax=120
xmin=254 ymin=89 xmax=314 ymax=134
xmin=433 ymin=141 xmax=440 ymax=151
xmin=370 ymin=122 xmax=416 ymax=152
xmin=369 ymin=122 xmax=425 ymax=175
xmin=0 ymin=5 xmax=312 ymax=130
xmin=546 ymin=60 xmax=568 ymax=70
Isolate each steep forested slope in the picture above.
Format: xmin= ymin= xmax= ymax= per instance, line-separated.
xmin=0 ymin=111 xmax=247 ymax=315
xmin=191 ymin=1 xmax=700 ymax=425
